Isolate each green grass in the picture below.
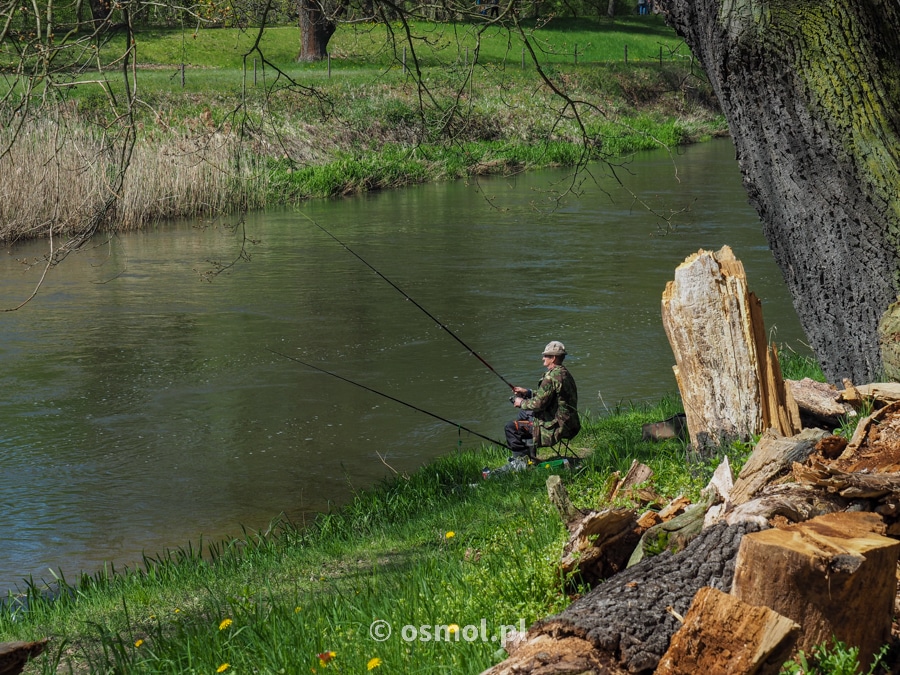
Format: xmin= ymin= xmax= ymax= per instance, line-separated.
xmin=93 ymin=16 xmax=687 ymax=71
xmin=779 ymin=344 xmax=827 ymax=382
xmin=0 ymin=393 xmax=749 ymax=675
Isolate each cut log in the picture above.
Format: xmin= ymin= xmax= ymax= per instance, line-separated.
xmin=724 ymin=482 xmax=843 ymax=528
xmin=731 ymin=512 xmax=900 ymax=672
xmin=481 ymin=522 xmax=761 ymax=675
xmin=485 ymin=633 xmax=629 ymax=675
xmin=548 ymin=474 xmax=640 ymax=587
xmin=632 ymin=465 xmax=730 ymax=565
xmin=661 ymin=246 xmax=800 ymax=450
xmin=703 ymin=456 xmax=734 ymax=527
xmin=838 ymin=399 xmax=900 ymax=472
xmin=787 ymin=378 xmax=856 ymax=428
xmin=658 ymin=495 xmax=691 ymax=521
xmin=729 ymin=428 xmax=828 ymax=506
xmin=656 ymin=587 xmax=799 ymax=675
xmin=793 ymin=461 xmax=900 ymax=500
xmin=840 ymin=382 xmax=900 ymax=405
xmin=641 ymin=413 xmax=687 ymax=442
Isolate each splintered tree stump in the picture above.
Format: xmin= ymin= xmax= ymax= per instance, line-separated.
xmin=656 ymin=587 xmax=799 ymax=675
xmin=661 ymin=246 xmax=800 ymax=450
xmin=548 ymin=475 xmax=640 ymax=586
xmin=481 ymin=523 xmax=760 ymax=675
xmin=732 ymin=512 xmax=900 ymax=671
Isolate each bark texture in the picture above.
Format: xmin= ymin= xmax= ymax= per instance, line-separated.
xmin=663 ymin=0 xmax=900 ymax=385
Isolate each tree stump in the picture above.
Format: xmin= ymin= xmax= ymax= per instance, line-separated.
xmin=661 ymin=246 xmax=800 ymax=450
xmin=731 ymin=511 xmax=900 ymax=671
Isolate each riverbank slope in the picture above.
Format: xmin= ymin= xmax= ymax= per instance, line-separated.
xmin=0 ymin=16 xmax=725 ymax=243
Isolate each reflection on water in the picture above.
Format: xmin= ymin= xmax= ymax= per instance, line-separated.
xmin=0 ymin=138 xmax=805 ymax=592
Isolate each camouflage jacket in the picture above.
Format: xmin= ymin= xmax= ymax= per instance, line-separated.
xmin=519 ymin=364 xmax=580 ymax=447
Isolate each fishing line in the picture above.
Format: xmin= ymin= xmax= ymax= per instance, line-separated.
xmin=268 ymin=348 xmax=510 ymax=449
xmin=298 ymin=210 xmax=516 ymax=390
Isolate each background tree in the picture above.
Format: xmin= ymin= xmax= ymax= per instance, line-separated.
xmin=297 ymin=0 xmax=341 ymax=60
xmin=662 ymin=0 xmax=900 ymax=385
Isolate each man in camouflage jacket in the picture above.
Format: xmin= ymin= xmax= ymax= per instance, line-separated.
xmin=505 ymin=340 xmax=580 ymax=459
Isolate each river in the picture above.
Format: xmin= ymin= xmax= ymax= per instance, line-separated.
xmin=0 ymin=138 xmax=806 ymax=592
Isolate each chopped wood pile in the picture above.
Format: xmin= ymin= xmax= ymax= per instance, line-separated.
xmin=481 ymin=248 xmax=900 ymax=675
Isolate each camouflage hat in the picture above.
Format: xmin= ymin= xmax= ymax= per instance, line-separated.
xmin=542 ymin=341 xmax=567 ymax=356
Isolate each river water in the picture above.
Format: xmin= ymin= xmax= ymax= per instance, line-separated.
xmin=0 ymin=138 xmax=806 ymax=592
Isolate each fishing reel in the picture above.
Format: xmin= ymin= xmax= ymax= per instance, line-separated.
xmin=509 ymin=395 xmax=516 ymax=404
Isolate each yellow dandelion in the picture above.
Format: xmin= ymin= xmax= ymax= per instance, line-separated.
xmin=317 ymin=650 xmax=336 ymax=667
xmin=216 ymin=664 xmax=230 ymax=673
xmin=448 ymin=624 xmax=460 ymax=634
xmin=367 ymin=656 xmax=382 ymax=670
xmin=445 ymin=531 xmax=455 ymax=539
xmin=219 ymin=618 xmax=233 ymax=630
xmin=294 ymin=606 xmax=302 ymax=613
xmin=134 ymin=639 xmax=144 ymax=648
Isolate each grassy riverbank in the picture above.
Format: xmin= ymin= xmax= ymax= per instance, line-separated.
xmin=0 ymin=351 xmax=828 ymax=675
xmin=0 ymin=16 xmax=726 ymax=242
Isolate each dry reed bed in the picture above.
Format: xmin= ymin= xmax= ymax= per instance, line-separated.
xmin=0 ymin=120 xmax=262 ymax=243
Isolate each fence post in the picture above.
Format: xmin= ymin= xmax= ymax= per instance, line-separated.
xmin=181 ymin=63 xmax=185 ymax=87
xmin=624 ymin=44 xmax=628 ymax=64
xmin=574 ymin=42 xmax=577 ymax=65
xmin=254 ymin=58 xmax=257 ymax=86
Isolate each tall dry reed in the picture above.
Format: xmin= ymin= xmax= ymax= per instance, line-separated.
xmin=0 ymin=118 xmax=265 ymax=243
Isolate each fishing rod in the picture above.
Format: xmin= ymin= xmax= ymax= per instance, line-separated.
xmin=299 ymin=211 xmax=516 ymax=391
xmin=267 ymin=348 xmax=510 ymax=449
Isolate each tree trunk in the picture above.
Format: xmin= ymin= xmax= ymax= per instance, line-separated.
xmin=297 ymin=0 xmax=336 ymax=62
xmin=662 ymin=0 xmax=900 ymax=386
xmin=87 ymin=0 xmax=110 ymax=27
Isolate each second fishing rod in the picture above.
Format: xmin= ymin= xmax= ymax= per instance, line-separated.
xmin=299 ymin=211 xmax=516 ymax=392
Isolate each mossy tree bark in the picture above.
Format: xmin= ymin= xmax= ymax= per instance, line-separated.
xmin=663 ymin=0 xmax=900 ymax=385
